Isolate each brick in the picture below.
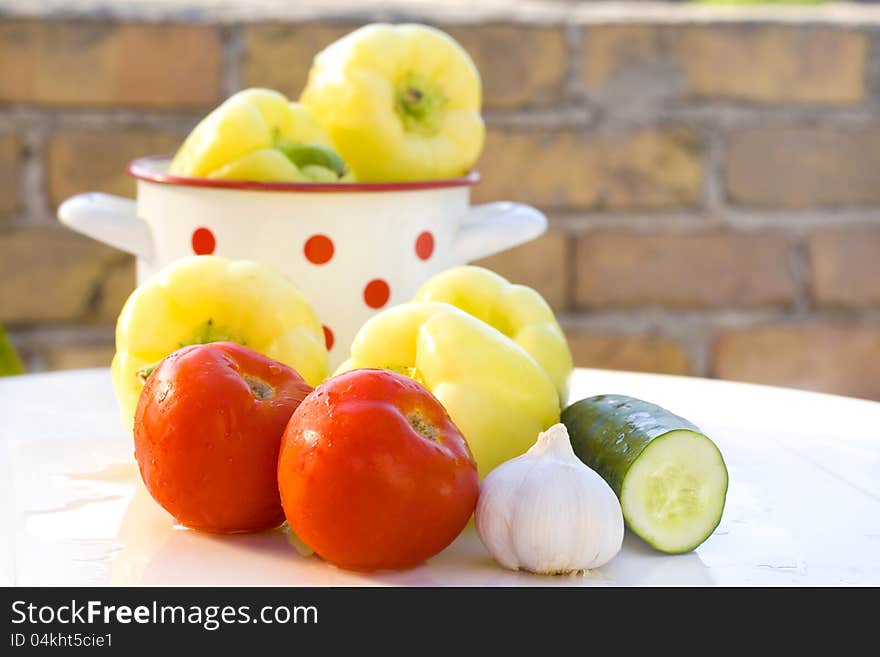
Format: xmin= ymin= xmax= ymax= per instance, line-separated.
xmin=244 ymin=24 xmax=566 ymax=111
xmin=0 ymin=133 xmax=18 ymax=218
xmin=574 ymin=231 xmax=794 ymax=309
xmin=566 ymin=331 xmax=691 ymax=376
xmin=447 ymin=25 xmax=566 ymax=109
xmin=473 ymin=230 xmax=568 ymax=312
xmin=475 ymin=128 xmax=702 ymax=210
xmin=93 ymin=257 xmax=136 ymax=324
xmin=47 ymin=129 xmax=181 ymax=208
xmin=0 ymin=227 xmax=124 ymax=324
xmin=726 ymin=127 xmax=880 ymax=209
xmin=583 ymin=25 xmax=866 ymax=107
xmin=809 ymin=226 xmax=880 ymax=308
xmin=242 ymin=23 xmax=353 ymax=102
xmin=43 ymin=343 xmax=116 ymax=372
xmin=713 ymin=324 xmax=880 ymax=400
xmin=0 ymin=21 xmax=222 ymax=108
xmin=677 ymin=26 xmax=866 ymax=106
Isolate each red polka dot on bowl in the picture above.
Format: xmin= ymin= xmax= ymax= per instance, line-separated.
xmin=415 ymin=231 xmax=434 ymax=260
xmin=363 ymin=279 xmax=390 ymax=309
xmin=191 ymin=227 xmax=216 ymax=255
xmin=304 ymin=234 xmax=334 ymax=265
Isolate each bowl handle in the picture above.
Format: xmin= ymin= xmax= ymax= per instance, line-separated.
xmin=453 ymin=202 xmax=547 ymax=264
xmin=58 ymin=193 xmax=154 ymax=261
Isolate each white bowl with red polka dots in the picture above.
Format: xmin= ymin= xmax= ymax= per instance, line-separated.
xmin=58 ymin=155 xmax=547 ymax=368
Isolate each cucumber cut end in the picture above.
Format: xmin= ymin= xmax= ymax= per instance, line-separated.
xmin=620 ymin=429 xmax=728 ymax=554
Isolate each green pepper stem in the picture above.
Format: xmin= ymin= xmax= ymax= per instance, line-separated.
xmin=136 ymin=361 xmax=160 ymax=383
xmin=276 ymin=140 xmax=347 ymax=178
xmin=394 ymin=72 xmax=447 ymax=136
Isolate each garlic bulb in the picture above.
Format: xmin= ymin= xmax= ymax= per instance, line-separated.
xmin=475 ymin=423 xmax=624 ymax=574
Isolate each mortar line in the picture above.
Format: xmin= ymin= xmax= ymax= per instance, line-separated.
xmin=0 ymin=107 xmax=599 ymax=133
xmin=18 ymin=305 xmax=880 ymax=352
xmin=6 ymin=325 xmax=116 ymax=348
xmin=5 ymin=1 xmax=880 ymax=27
xmin=558 ymin=307 xmax=880 ymax=331
xmin=789 ymin=233 xmax=814 ymax=318
xmin=549 ymin=207 xmax=880 ymax=232
xmin=0 ymin=107 xmax=204 ymax=132
xmin=562 ymin=18 xmax=585 ymax=105
xmin=864 ymin=26 xmax=880 ymax=113
xmin=703 ymin=125 xmax=725 ymax=216
xmin=18 ymin=125 xmax=51 ymax=226
xmin=563 ymin=226 xmax=577 ymax=313
xmin=686 ymin=328 xmax=713 ymax=379
xmin=1 ymin=101 xmax=875 ymax=135
xmin=221 ymin=23 xmax=245 ymax=96
xmin=484 ymin=102 xmax=880 ymax=130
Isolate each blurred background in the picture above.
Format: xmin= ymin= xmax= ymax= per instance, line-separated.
xmin=1 ymin=0 xmax=879 ymax=399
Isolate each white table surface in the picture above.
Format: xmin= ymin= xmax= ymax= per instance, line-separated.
xmin=1 ymin=367 xmax=878 ymax=587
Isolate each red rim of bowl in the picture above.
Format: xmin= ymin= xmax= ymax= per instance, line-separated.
xmin=127 ymin=155 xmax=481 ymax=192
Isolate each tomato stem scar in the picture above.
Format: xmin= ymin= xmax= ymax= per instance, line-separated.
xmin=244 ymin=375 xmax=275 ymax=399
xmin=407 ymin=410 xmax=438 ymax=442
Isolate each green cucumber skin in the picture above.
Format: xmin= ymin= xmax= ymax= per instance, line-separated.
xmin=561 ymin=394 xmax=704 ymax=497
xmin=0 ymin=325 xmax=24 ymax=376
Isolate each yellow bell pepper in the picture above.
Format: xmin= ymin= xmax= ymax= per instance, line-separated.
xmin=413 ymin=266 xmax=572 ymax=406
xmin=111 ymin=256 xmax=328 ymax=433
xmin=169 ymin=88 xmax=349 ymax=182
xmin=300 ymin=23 xmax=485 ymax=182
xmin=336 ymin=302 xmax=560 ymax=479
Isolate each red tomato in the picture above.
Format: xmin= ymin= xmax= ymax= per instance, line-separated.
xmin=134 ymin=342 xmax=312 ymax=533
xmin=278 ymin=368 xmax=479 ymax=571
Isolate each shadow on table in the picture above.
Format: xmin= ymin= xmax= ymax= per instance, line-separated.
xmin=110 ymin=481 xmax=715 ymax=587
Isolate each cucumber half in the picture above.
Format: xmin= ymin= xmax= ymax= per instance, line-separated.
xmin=562 ymin=395 xmax=728 ymax=554
xmin=620 ymin=428 xmax=727 ymax=553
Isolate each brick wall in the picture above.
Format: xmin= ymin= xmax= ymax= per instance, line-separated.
xmin=2 ymin=2 xmax=880 ymax=400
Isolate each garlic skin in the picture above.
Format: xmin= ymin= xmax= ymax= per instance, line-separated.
xmin=475 ymin=423 xmax=624 ymax=574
